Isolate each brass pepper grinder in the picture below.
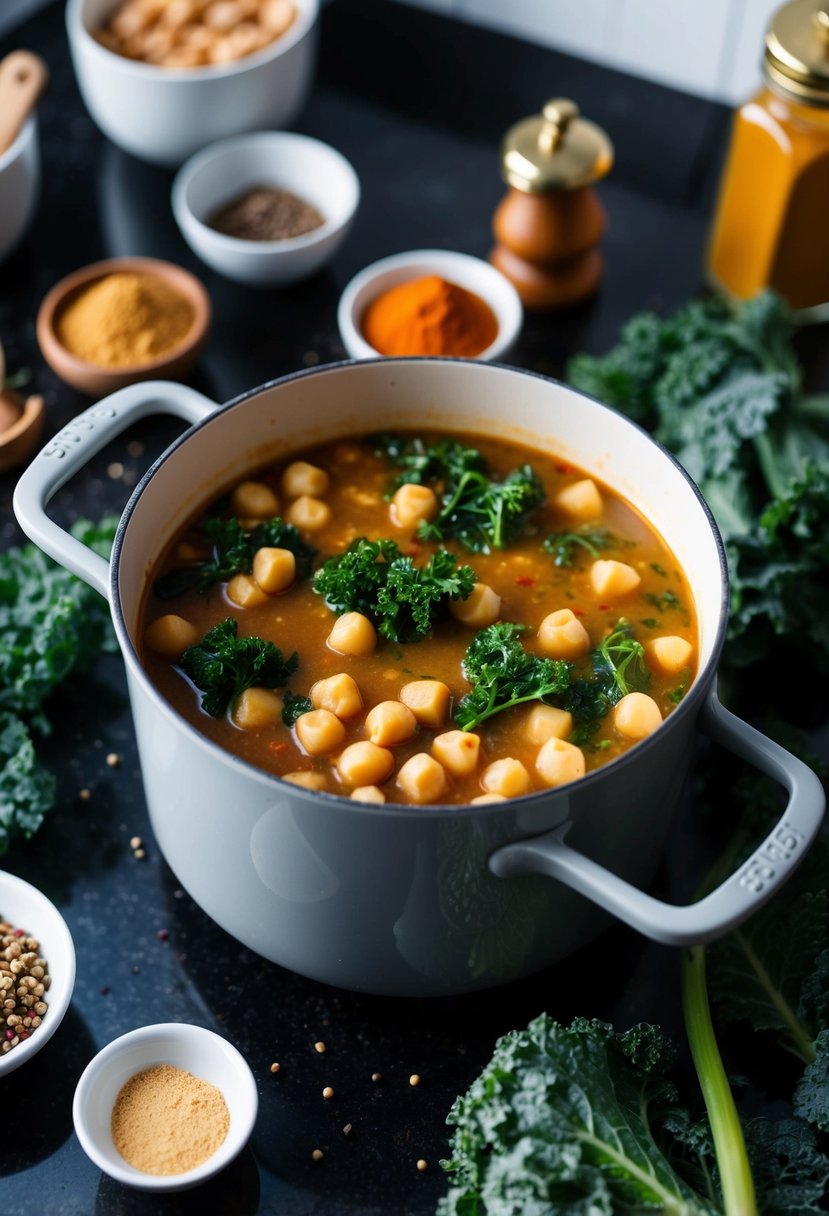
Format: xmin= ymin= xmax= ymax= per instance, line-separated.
xmin=490 ymin=99 xmax=614 ymax=310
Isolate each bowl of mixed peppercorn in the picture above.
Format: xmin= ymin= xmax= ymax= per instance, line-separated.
xmin=0 ymin=870 xmax=75 ymax=1077
xmin=171 ymin=130 xmax=360 ymax=287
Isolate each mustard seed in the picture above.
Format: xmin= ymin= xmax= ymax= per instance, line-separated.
xmin=409 ymin=1073 xmax=421 ymax=1087
xmin=270 ymin=1062 xmax=280 ymax=1074
xmin=133 ymin=849 xmax=145 ymax=861
xmin=371 ymin=1072 xmax=382 ymax=1082
xmin=129 ymin=836 xmax=142 ymax=849
xmin=106 ymin=753 xmax=121 ymax=768
xmin=79 ymin=788 xmax=91 ymax=801
xmin=312 ymin=1148 xmax=324 ymax=1162
xmin=417 ymin=1159 xmax=428 ymax=1172
xmin=314 ymin=1040 xmax=326 ymax=1054
xmin=343 ymin=1123 xmax=353 ymax=1136
xmin=0 ymin=919 xmax=49 ymax=1055
xmin=322 ymin=1086 xmax=334 ymax=1100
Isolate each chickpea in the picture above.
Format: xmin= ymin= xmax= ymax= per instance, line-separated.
xmin=328 ymin=612 xmax=377 ymax=656
xmin=537 ymin=608 xmax=591 ymax=659
xmin=645 ymin=635 xmax=693 ymax=675
xmin=480 ymin=758 xmax=533 ymax=798
xmin=396 ymin=754 xmax=448 ymax=804
xmin=232 ymin=687 xmax=282 ymax=730
xmin=260 ymin=0 xmax=294 ymax=35
xmin=230 ymin=480 xmax=279 ymax=519
xmin=553 ymin=478 xmax=603 ymax=520
xmin=282 ymin=461 xmax=330 ymax=499
xmin=535 ymin=737 xmax=586 ymax=787
xmin=390 ymin=483 xmax=439 ymax=529
xmin=432 ymin=730 xmax=481 ymax=778
xmin=144 ymin=614 xmax=199 ymax=657
xmin=590 ymin=559 xmax=641 ymax=598
xmin=253 ymin=547 xmax=296 ymax=593
xmin=296 ymin=709 xmax=347 ymax=756
xmin=470 ymin=793 xmax=508 ymax=805
xmin=337 ymin=741 xmax=395 ymax=787
xmin=449 ymin=582 xmax=501 ymax=629
xmin=311 ymin=673 xmax=364 ymax=719
xmin=399 ymin=679 xmax=451 ymax=728
xmin=525 ymin=704 xmax=574 ymax=744
xmin=365 ymin=701 xmax=418 ymax=747
xmin=350 ymin=785 xmax=386 ymax=804
xmin=283 ymin=771 xmax=327 ymax=791
xmin=227 ymin=573 xmax=269 ymax=608
xmin=614 ymin=692 xmax=663 ymax=740
xmin=285 ymin=495 xmax=331 ymax=532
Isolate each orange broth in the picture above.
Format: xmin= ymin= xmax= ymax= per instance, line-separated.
xmin=140 ymin=431 xmax=698 ymax=805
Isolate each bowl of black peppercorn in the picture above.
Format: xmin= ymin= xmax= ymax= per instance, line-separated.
xmin=172 ymin=130 xmax=361 ymax=288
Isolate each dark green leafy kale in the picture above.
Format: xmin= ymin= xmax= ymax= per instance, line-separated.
xmin=0 ymin=519 xmax=117 ymax=853
xmin=312 ymin=538 xmax=477 ymax=644
xmin=562 ymin=620 xmax=650 ymax=744
xmin=438 ymin=1014 xmax=719 ymax=1216
xmin=154 ymin=516 xmax=317 ymax=599
xmin=375 ymin=433 xmax=545 ymax=552
xmin=543 ymin=526 xmax=614 ymax=567
xmin=567 ymin=290 xmax=829 ymax=671
xmin=281 ymin=691 xmax=312 ymax=727
xmin=0 ymin=713 xmax=56 ymax=856
xmin=454 ymin=622 xmax=570 ymax=731
xmin=372 ymin=433 xmax=485 ymax=493
xmin=180 ymin=618 xmax=297 ymax=718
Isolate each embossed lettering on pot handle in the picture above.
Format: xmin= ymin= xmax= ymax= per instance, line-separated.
xmin=12 ymin=380 xmax=219 ymax=601
xmin=489 ymin=686 xmax=826 ymax=946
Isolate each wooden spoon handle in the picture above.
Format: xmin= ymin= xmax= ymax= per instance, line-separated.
xmin=0 ymin=51 xmax=49 ymax=158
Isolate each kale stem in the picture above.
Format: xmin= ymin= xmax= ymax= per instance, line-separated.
xmin=681 ymin=945 xmax=757 ymax=1216
xmin=733 ymin=931 xmax=816 ymax=1065
xmin=752 ymin=431 xmax=788 ymax=501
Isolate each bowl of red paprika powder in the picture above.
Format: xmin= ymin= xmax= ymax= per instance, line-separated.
xmin=337 ymin=248 xmax=523 ymax=362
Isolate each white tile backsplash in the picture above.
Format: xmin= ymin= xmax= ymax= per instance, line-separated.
xmin=393 ymin=0 xmax=785 ymax=104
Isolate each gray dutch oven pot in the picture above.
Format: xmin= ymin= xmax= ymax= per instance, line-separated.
xmin=13 ymin=360 xmax=826 ymax=997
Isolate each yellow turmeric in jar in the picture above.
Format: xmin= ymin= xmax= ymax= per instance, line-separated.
xmin=56 ymin=272 xmax=196 ymax=368
xmin=362 ymin=275 xmax=499 ymax=357
xmin=707 ymin=1 xmax=829 ymax=310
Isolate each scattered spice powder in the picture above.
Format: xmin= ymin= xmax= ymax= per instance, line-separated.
xmin=1 ymin=919 xmax=49 ymax=1055
xmin=55 ymin=272 xmax=196 ymax=369
xmin=111 ymin=1063 xmax=229 ymax=1175
xmin=206 ymin=186 xmax=326 ymax=242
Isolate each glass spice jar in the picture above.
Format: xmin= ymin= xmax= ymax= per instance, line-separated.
xmin=707 ymin=1 xmax=829 ymax=311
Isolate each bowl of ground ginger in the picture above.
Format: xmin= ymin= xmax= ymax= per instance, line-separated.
xmin=36 ymin=256 xmax=211 ymax=396
xmin=72 ymin=1022 xmax=258 ymax=1192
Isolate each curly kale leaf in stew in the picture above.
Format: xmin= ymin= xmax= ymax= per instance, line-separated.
xmin=140 ymin=433 xmax=698 ymax=805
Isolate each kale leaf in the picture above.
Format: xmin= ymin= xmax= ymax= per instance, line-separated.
xmin=375 ymin=433 xmax=545 ymax=552
xmin=180 ymin=618 xmax=298 ymax=717
xmin=543 ymin=526 xmax=614 ymax=567
xmin=281 ymin=690 xmax=312 ymax=727
xmin=0 ymin=713 xmax=56 ymax=857
xmin=438 ymin=1014 xmax=718 ymax=1216
xmin=154 ymin=515 xmax=317 ymax=599
xmin=313 ymin=538 xmax=477 ymax=644
xmin=454 ymin=622 xmax=570 ymax=731
xmin=563 ymin=620 xmax=650 ymax=743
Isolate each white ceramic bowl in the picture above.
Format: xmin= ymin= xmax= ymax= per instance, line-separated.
xmin=0 ymin=116 xmax=40 ymax=263
xmin=337 ymin=248 xmax=524 ymax=361
xmin=172 ymin=131 xmax=360 ymax=287
xmin=66 ymin=0 xmax=319 ymax=167
xmin=0 ymin=869 xmax=75 ymax=1077
xmin=73 ymin=1022 xmax=259 ymax=1192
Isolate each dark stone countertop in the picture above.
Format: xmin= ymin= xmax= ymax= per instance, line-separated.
xmin=1 ymin=4 xmax=822 ymax=1215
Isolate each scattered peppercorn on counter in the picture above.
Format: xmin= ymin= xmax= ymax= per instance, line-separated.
xmin=140 ymin=430 xmax=698 ymax=805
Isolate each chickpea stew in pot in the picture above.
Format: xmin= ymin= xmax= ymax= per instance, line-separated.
xmin=140 ymin=431 xmax=698 ymax=806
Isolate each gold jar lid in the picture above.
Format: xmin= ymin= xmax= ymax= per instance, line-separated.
xmin=765 ymin=1 xmax=829 ymax=104
xmin=500 ymin=98 xmax=614 ymax=193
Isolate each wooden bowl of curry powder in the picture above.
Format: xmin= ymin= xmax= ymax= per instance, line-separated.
xmin=36 ymin=256 xmax=211 ymax=396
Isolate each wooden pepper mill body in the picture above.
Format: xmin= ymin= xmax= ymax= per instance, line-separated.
xmin=489 ymin=99 xmax=613 ymax=311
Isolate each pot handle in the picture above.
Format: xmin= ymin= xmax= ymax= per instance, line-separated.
xmin=12 ymin=380 xmax=219 ymax=602
xmin=489 ymin=686 xmax=825 ymax=946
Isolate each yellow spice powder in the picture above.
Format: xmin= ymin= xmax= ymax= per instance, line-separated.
xmin=56 ymin=272 xmax=196 ymax=369
xmin=111 ymin=1063 xmax=230 ymax=1175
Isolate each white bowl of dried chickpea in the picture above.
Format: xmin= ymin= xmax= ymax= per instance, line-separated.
xmin=0 ymin=870 xmax=75 ymax=1077
xmin=66 ymin=0 xmax=320 ymax=167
